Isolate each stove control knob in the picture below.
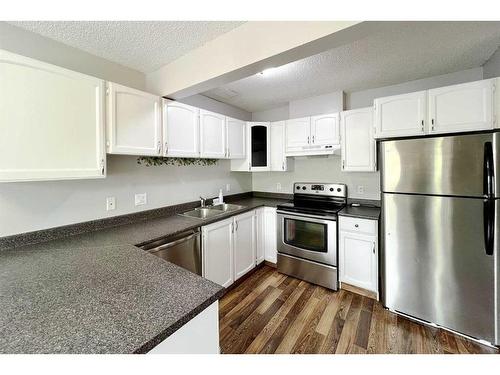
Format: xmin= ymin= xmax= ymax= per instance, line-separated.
xmin=296 ymin=186 xmax=301 ymax=190
xmin=337 ymin=188 xmax=342 ymax=192
xmin=329 ymin=187 xmax=334 ymax=192
xmin=302 ymin=186 xmax=306 ymax=190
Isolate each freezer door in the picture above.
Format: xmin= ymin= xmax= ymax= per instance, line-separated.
xmin=381 ymin=132 xmax=500 ymax=197
xmin=383 ymin=193 xmax=495 ymax=343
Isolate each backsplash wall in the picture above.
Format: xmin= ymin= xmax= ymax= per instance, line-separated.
xmin=252 ymin=156 xmax=380 ymax=200
xmin=0 ymin=156 xmax=252 ymax=237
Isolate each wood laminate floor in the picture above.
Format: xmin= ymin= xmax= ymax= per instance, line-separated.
xmin=219 ymin=266 xmax=499 ymax=354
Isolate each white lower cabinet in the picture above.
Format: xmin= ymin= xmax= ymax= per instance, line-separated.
xmin=255 ymin=208 xmax=265 ymax=264
xmin=233 ymin=211 xmax=256 ymax=280
xmin=262 ymin=207 xmax=277 ymax=264
xmin=203 ymin=207 xmax=276 ymax=288
xmin=339 ymin=216 xmax=378 ymax=297
xmin=149 ymin=301 xmax=219 ymax=354
xmin=202 ymin=218 xmax=234 ymax=288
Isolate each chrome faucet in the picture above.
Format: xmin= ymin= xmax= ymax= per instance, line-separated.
xmin=199 ymin=196 xmax=207 ymax=207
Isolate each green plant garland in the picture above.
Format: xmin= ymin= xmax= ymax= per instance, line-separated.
xmin=137 ymin=156 xmax=218 ymax=167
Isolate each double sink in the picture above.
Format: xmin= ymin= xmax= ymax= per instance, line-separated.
xmin=180 ymin=203 xmax=245 ymax=220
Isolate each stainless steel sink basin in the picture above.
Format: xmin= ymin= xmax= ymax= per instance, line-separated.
xmin=180 ymin=203 xmax=245 ymax=220
xmin=180 ymin=208 xmax=223 ymax=220
xmin=210 ymin=203 xmax=245 ymax=212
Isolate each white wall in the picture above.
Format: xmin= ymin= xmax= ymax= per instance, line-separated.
xmin=345 ymin=68 xmax=484 ymax=109
xmin=483 ymin=46 xmax=500 ymax=79
xmin=0 ymin=25 xmax=252 ymax=236
xmin=252 ymin=105 xmax=289 ymax=122
xmin=0 ymin=157 xmax=251 ymax=237
xmin=252 ymin=156 xmax=380 ymax=200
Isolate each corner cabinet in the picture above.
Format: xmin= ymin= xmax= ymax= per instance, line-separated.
xmin=163 ymin=100 xmax=200 ymax=157
xmin=374 ymin=91 xmax=427 ymax=139
xmin=231 ymin=122 xmax=270 ymax=172
xmin=428 ymin=79 xmax=495 ymax=134
xmin=270 ymin=121 xmax=293 ymax=171
xmin=339 ymin=216 xmax=378 ymax=298
xmin=0 ymin=49 xmax=105 ymax=182
xmin=340 ymin=107 xmax=376 ymax=172
xmin=106 ymin=82 xmax=162 ymax=156
xmin=200 ymin=109 xmax=226 ymax=158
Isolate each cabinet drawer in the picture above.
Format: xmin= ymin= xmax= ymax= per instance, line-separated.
xmin=339 ymin=216 xmax=377 ymax=235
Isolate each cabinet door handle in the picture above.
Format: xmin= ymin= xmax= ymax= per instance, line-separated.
xmin=372 ymin=242 xmax=376 ymax=254
xmin=100 ymin=159 xmax=105 ymax=175
xmin=312 ymin=135 xmax=315 ymax=143
xmin=248 ymin=162 xmax=251 ymax=171
xmin=307 ymin=136 xmax=310 ymax=144
xmin=164 ymin=142 xmax=168 ymax=155
xmin=157 ymin=141 xmax=161 ymax=154
xmin=235 ymin=221 xmax=238 ymax=231
xmin=354 ymin=224 xmax=359 ymax=228
xmin=342 ymin=160 xmax=345 ymax=169
xmin=282 ymin=161 xmax=285 ymax=170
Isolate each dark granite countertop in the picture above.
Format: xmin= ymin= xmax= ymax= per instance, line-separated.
xmin=339 ymin=205 xmax=381 ymax=220
xmin=0 ymin=195 xmax=288 ymax=353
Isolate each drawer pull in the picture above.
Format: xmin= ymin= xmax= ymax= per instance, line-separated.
xmin=354 ymin=224 xmax=359 ymax=228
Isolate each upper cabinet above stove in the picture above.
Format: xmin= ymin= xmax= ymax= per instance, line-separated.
xmin=285 ymin=113 xmax=340 ymax=156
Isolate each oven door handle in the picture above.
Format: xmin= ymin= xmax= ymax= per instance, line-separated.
xmin=277 ymin=210 xmax=336 ymax=223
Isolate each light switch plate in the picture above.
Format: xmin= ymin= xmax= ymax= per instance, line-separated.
xmin=357 ymin=185 xmax=365 ymax=194
xmin=106 ymin=197 xmax=116 ymax=211
xmin=135 ymin=193 xmax=147 ymax=206
xmin=226 ymin=184 xmax=231 ymax=192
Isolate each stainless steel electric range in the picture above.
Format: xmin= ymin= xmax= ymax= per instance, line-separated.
xmin=276 ymin=182 xmax=347 ymax=290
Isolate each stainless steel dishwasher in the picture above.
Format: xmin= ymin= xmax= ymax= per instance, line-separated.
xmin=140 ymin=228 xmax=202 ymax=275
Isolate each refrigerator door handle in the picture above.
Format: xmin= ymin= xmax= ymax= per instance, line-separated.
xmin=483 ymin=141 xmax=494 ymax=198
xmin=483 ymin=199 xmax=495 ymax=256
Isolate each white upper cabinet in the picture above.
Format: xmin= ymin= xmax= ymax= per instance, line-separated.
xmin=374 ymin=91 xmax=427 ymax=138
xmin=226 ymin=117 xmax=246 ymax=159
xmin=270 ymin=121 xmax=293 ymax=171
xmin=285 ymin=117 xmax=311 ymax=153
xmin=285 ymin=114 xmax=339 ymax=156
xmin=233 ymin=211 xmax=256 ymax=280
xmin=106 ymin=82 xmax=162 ymax=156
xmin=311 ymin=113 xmax=340 ymax=147
xmin=163 ymin=100 xmax=200 ymax=157
xmin=0 ymin=49 xmax=105 ymax=182
xmin=341 ymin=107 xmax=376 ymax=172
xmin=428 ymin=79 xmax=495 ymax=134
xmin=200 ymin=110 xmax=226 ymax=158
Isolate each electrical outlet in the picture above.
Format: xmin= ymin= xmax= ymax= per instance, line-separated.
xmin=135 ymin=193 xmax=147 ymax=206
xmin=357 ymin=185 xmax=365 ymax=194
xmin=106 ymin=197 xmax=116 ymax=211
xmin=276 ymin=183 xmax=282 ymax=192
xmin=226 ymin=184 xmax=231 ymax=192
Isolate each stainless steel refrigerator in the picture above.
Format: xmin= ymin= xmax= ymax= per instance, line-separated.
xmin=381 ymin=132 xmax=499 ymax=346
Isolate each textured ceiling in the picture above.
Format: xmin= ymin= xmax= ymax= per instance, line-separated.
xmin=203 ymin=22 xmax=500 ymax=112
xmin=8 ymin=21 xmax=245 ymax=73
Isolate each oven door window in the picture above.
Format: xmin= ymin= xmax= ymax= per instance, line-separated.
xmin=283 ymin=218 xmax=328 ymax=253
